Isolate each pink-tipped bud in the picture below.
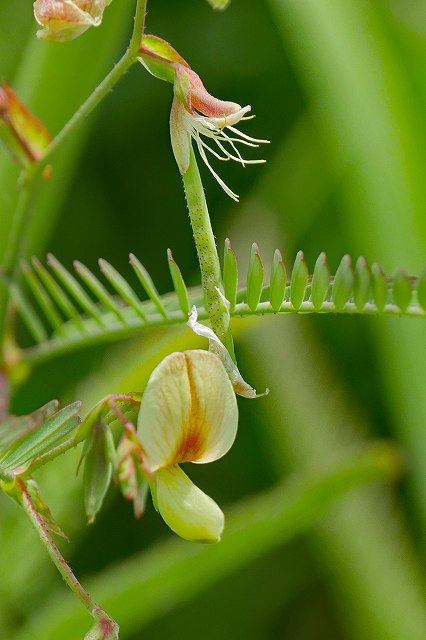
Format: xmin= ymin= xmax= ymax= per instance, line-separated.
xmin=176 ymin=66 xmax=242 ymax=119
xmin=33 ymin=0 xmax=112 ymax=42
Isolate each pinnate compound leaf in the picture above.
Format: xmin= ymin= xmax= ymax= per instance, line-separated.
xmin=10 ymin=249 xmax=426 ymax=369
xmin=0 ymin=400 xmax=58 ymax=451
xmin=0 ymin=401 xmax=81 ymax=476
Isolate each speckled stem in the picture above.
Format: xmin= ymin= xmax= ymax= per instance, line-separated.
xmin=182 ymin=147 xmax=235 ymax=360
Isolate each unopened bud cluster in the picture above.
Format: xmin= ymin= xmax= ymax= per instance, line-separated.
xmin=33 ymin=0 xmax=112 ymax=42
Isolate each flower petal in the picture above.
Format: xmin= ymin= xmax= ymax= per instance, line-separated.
xmin=154 ymin=465 xmax=224 ymax=543
xmin=137 ymin=350 xmax=238 ymax=471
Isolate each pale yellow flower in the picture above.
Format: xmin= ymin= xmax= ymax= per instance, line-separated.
xmin=137 ymin=350 xmax=238 ymax=542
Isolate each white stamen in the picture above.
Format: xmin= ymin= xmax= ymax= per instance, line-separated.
xmin=196 ymin=137 xmax=240 ymax=201
xmin=180 ymin=105 xmax=268 ymax=200
xmin=226 ymin=125 xmax=270 ymax=145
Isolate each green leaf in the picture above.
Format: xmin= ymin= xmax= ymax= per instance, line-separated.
xmin=0 ymin=400 xmax=58 ymax=451
xmin=207 ymin=0 xmax=231 ymax=10
xmin=47 ymin=254 xmax=105 ymax=328
xmin=21 ymin=260 xmax=65 ymax=335
xmin=14 ymin=443 xmax=403 ymax=640
xmin=417 ymin=265 xmax=426 ymax=311
xmin=129 ymin=253 xmax=167 ymax=319
xmin=99 ymin=258 xmax=146 ymax=322
xmin=73 ymin=260 xmax=127 ymax=324
xmin=311 ymin=252 xmax=330 ymax=310
xmin=246 ymin=243 xmax=264 ymax=311
xmin=0 ymin=401 xmax=81 ymax=475
xmin=26 ymin=478 xmax=67 ymax=539
xmin=354 ymin=256 xmax=371 ymax=311
xmin=393 ymin=268 xmax=412 ymax=313
xmin=290 ymin=251 xmax=308 ymax=310
xmin=332 ymin=254 xmax=354 ymax=311
xmin=9 ymin=283 xmax=47 ymax=343
xmin=371 ymin=262 xmax=388 ymax=312
xmin=11 ymin=250 xmax=426 ymax=370
xmin=223 ymin=238 xmax=238 ymax=312
xmin=270 ymin=249 xmax=287 ymax=312
xmin=167 ymin=249 xmax=190 ymax=316
xmin=32 ymin=256 xmax=86 ymax=332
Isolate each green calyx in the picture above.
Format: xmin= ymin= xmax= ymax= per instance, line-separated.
xmin=138 ymin=34 xmax=190 ymax=84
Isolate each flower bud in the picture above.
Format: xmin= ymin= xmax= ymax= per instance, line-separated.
xmin=33 ymin=0 xmax=112 ymax=42
xmin=82 ymin=422 xmax=116 ymax=524
xmin=84 ymin=608 xmax=119 ymax=640
xmin=0 ymin=82 xmax=51 ymax=167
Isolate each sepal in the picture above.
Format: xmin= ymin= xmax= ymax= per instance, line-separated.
xmin=139 ymin=34 xmax=190 ymax=83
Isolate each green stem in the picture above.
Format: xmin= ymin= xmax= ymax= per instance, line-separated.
xmin=182 ymin=147 xmax=235 ymax=359
xmin=41 ymin=52 xmax=134 ymax=166
xmin=17 ymin=478 xmax=118 ymax=635
xmin=41 ymin=0 xmax=147 ymax=168
xmin=0 ymin=0 xmax=148 ymax=359
xmin=0 ymin=182 xmax=35 ymax=349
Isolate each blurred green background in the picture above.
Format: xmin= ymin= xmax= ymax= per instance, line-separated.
xmin=1 ymin=0 xmax=426 ymax=638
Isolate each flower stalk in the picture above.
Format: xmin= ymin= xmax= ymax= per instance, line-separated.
xmin=16 ymin=478 xmax=119 ymax=638
xmin=182 ymin=147 xmax=235 ymax=360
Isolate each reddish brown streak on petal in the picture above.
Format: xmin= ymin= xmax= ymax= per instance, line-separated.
xmin=169 ymin=354 xmax=208 ymax=465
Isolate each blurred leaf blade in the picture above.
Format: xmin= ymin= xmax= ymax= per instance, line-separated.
xmin=12 ymin=443 xmax=403 ymax=639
